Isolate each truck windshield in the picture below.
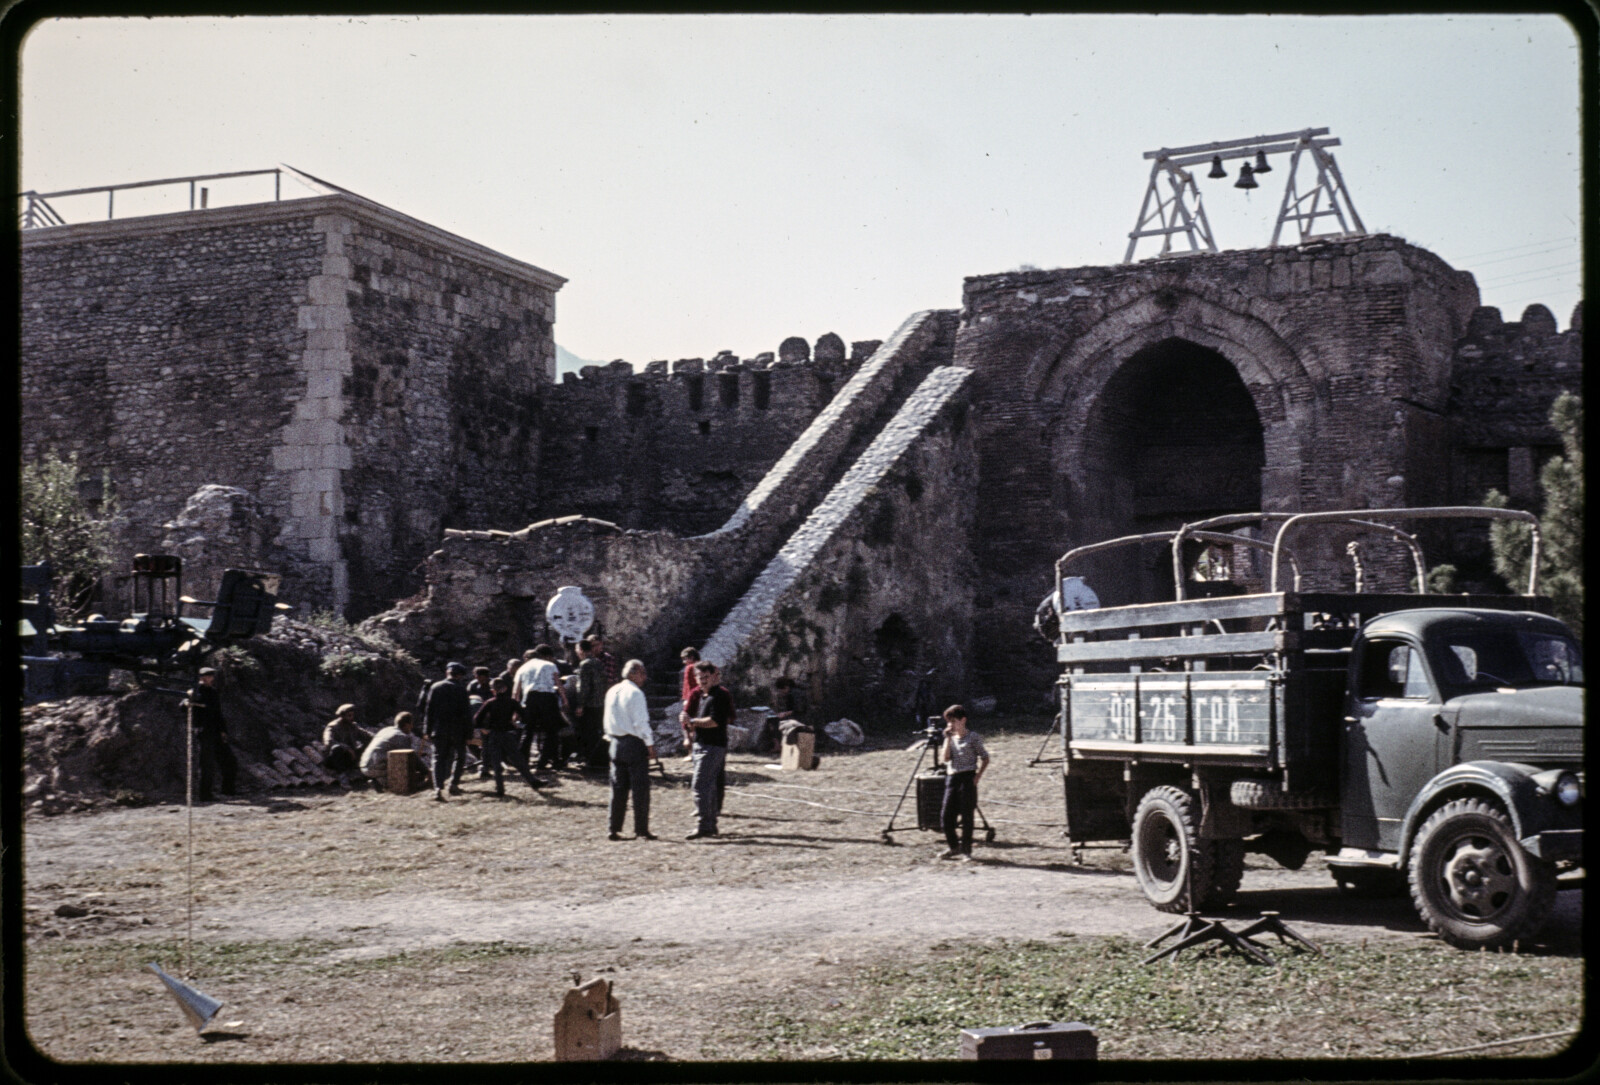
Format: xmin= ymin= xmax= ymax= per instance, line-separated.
xmin=1435 ymin=629 xmax=1585 ymax=693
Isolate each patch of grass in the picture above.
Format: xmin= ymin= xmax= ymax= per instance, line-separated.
xmin=320 ymin=651 xmax=378 ymax=680
xmin=30 ymin=937 xmax=347 ymax=981
xmin=732 ymin=936 xmax=1583 ymax=1061
xmin=306 ymin=609 xmax=353 ymax=633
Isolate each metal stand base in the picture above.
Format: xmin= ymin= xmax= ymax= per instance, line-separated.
xmin=1144 ymin=912 xmax=1274 ymax=965
xmin=1144 ymin=909 xmax=1319 ymax=965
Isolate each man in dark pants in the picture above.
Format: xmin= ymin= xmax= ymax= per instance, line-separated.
xmin=682 ymin=660 xmax=733 ymax=839
xmin=603 ymin=660 xmax=657 ymax=841
xmin=572 ymin=638 xmax=608 ymax=772
xmin=422 ymin=662 xmax=474 ymax=801
xmin=938 ymin=704 xmax=990 ymax=860
xmin=183 ymin=667 xmax=237 ymax=801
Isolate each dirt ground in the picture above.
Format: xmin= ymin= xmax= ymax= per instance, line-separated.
xmin=17 ymin=727 xmax=1584 ymax=1065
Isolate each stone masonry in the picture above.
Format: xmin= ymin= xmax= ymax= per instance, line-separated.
xmin=21 ymin=186 xmax=1582 ymax=711
xmin=21 ymin=193 xmax=563 ymax=617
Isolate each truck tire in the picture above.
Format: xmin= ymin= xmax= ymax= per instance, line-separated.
xmin=1131 ymin=786 xmax=1214 ymax=913
xmin=1229 ymin=779 xmax=1336 ymax=810
xmin=1408 ymin=798 xmax=1557 ymax=950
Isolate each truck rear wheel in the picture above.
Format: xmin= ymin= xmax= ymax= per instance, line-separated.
xmin=1408 ymin=798 xmax=1557 ymax=950
xmin=1132 ymin=786 xmax=1222 ymax=913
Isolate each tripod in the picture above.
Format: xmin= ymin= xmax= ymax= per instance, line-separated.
xmin=881 ymin=721 xmax=996 ymax=845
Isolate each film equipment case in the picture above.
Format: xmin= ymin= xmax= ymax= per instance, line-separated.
xmin=959 ymin=1021 xmax=1098 ymax=1060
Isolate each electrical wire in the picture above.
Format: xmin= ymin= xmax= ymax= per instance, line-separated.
xmin=724 ymin=785 xmax=1068 ymax=828
xmin=754 ymin=778 xmax=1064 ymax=812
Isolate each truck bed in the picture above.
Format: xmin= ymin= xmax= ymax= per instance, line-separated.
xmin=1057 ymin=591 xmax=1548 ymax=772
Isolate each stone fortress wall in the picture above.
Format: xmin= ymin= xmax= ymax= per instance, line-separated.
xmin=21 ymin=193 xmax=563 ymax=619
xmin=19 ymin=188 xmax=1583 ymax=711
xmin=535 ymin=332 xmax=882 ymax=535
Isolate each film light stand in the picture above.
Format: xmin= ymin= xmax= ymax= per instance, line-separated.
xmin=1143 ymin=847 xmax=1320 ymax=966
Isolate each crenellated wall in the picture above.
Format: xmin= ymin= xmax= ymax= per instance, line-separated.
xmin=534 ymin=336 xmax=881 ymax=533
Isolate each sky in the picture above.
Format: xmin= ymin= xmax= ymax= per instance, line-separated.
xmin=17 ymin=13 xmax=1585 ymax=368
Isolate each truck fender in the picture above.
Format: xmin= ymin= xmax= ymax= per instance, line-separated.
xmin=1398 ymin=761 xmax=1545 ymax=868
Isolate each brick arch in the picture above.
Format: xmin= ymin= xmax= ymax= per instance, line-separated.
xmin=1033 ymin=288 xmax=1322 ymax=517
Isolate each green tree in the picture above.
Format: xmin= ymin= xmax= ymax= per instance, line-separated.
xmin=1485 ymin=393 xmax=1583 ymax=639
xmin=19 ymin=451 xmax=119 ymax=621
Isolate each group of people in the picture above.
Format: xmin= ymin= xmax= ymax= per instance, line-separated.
xmin=189 ymin=635 xmax=992 ymax=857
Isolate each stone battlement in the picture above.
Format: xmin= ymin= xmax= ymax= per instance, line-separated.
xmin=560 ymin=332 xmax=884 ymax=384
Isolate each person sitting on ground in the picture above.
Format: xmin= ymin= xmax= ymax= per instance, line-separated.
xmin=938 ymin=704 xmax=990 ymax=861
xmin=360 ymin=711 xmax=423 ymax=791
xmin=759 ymin=676 xmax=811 ymax=755
xmin=322 ymin=703 xmax=376 ymax=781
xmin=472 ymin=675 xmax=545 ymax=795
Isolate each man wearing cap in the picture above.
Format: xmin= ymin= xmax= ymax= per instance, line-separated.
xmin=183 ymin=667 xmax=238 ymax=801
xmin=322 ymin=704 xmax=375 ymax=785
xmin=421 ymin=662 xmax=475 ymax=800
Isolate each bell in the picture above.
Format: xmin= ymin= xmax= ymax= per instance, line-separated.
xmin=1234 ymin=162 xmax=1258 ymax=190
xmin=1207 ymin=155 xmax=1227 ymax=179
xmin=1253 ymin=149 xmax=1272 ymax=174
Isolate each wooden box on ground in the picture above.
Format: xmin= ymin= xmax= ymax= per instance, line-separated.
xmin=387 ymin=748 xmax=423 ymax=795
xmin=554 ymin=978 xmax=621 ymax=1061
xmin=959 ymin=1021 xmax=1098 ymax=1060
xmin=781 ymin=730 xmax=816 ymax=771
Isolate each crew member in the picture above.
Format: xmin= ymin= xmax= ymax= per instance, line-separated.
xmin=183 ymin=666 xmax=238 ymax=801
xmin=938 ymin=704 xmax=990 ymax=860
xmin=682 ymin=660 xmax=733 ymax=839
xmin=322 ymin=703 xmax=375 ymax=781
xmin=423 ymin=662 xmax=474 ymax=800
xmin=603 ymin=660 xmax=657 ymax=841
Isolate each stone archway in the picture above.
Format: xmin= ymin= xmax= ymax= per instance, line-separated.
xmin=1082 ymin=337 xmax=1264 ymax=533
xmin=1073 ymin=339 xmax=1264 ymax=602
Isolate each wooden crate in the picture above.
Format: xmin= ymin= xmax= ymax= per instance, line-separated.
xmin=781 ymin=730 xmax=816 ymax=771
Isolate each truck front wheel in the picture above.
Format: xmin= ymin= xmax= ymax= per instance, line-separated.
xmin=1408 ymin=798 xmax=1557 ymax=950
xmin=1132 ymin=786 xmax=1225 ymax=913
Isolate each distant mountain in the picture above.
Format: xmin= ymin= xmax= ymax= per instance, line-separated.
xmin=555 ymin=344 xmax=604 ymax=376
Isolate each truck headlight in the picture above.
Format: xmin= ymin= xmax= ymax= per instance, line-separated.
xmin=1532 ymin=768 xmax=1583 ymax=805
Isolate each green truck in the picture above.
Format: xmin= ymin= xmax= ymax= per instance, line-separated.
xmin=1051 ymin=507 xmax=1583 ymax=950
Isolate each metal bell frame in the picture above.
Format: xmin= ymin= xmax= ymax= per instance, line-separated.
xmin=1124 ymin=127 xmax=1366 ymax=262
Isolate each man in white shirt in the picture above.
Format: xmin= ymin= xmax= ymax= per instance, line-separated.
xmin=514 ymin=644 xmax=564 ymax=771
xmin=602 ymin=660 xmax=657 ymax=841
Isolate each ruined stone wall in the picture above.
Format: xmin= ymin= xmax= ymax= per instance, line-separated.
xmin=21 ymin=194 xmax=564 ymax=620
xmin=367 ymin=313 xmax=955 ymax=672
xmin=535 ymin=334 xmax=880 ymax=533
